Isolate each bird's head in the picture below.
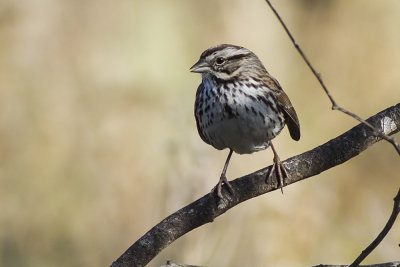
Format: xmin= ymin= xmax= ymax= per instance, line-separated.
xmin=190 ymin=44 xmax=266 ymax=81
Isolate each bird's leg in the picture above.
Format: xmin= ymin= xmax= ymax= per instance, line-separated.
xmin=214 ymin=149 xmax=234 ymax=198
xmin=266 ymin=142 xmax=288 ymax=193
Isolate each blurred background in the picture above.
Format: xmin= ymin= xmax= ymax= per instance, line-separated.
xmin=0 ymin=0 xmax=399 ymax=266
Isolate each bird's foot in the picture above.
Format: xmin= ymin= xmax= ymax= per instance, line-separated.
xmin=212 ymin=174 xmax=234 ymax=199
xmin=266 ymin=154 xmax=288 ymax=194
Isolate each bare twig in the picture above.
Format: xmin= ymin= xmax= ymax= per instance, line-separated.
xmin=313 ymin=262 xmax=400 ymax=267
xmin=263 ymin=0 xmax=400 ymax=156
xmin=348 ymin=188 xmax=400 ymax=267
xmin=159 ymin=261 xmax=204 ymax=267
xmin=111 ymin=104 xmax=400 ymax=267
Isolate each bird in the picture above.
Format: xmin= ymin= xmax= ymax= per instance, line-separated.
xmin=190 ymin=44 xmax=300 ymax=198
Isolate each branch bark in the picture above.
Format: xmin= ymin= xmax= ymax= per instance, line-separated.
xmin=111 ymin=103 xmax=400 ymax=267
xmin=313 ymin=262 xmax=400 ymax=267
xmin=349 ymin=188 xmax=400 ymax=267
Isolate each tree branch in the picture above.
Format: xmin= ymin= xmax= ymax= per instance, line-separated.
xmin=159 ymin=261 xmax=203 ymax=267
xmin=111 ymin=103 xmax=400 ymax=267
xmin=348 ymin=188 xmax=400 ymax=267
xmin=314 ymin=262 xmax=400 ymax=267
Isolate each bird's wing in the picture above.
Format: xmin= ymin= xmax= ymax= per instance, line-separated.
xmin=275 ymin=90 xmax=300 ymax=141
xmin=264 ymin=75 xmax=301 ymax=141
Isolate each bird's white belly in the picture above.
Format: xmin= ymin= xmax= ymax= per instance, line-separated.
xmin=206 ymin=109 xmax=283 ymax=154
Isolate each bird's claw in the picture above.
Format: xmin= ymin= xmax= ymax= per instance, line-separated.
xmin=213 ymin=174 xmax=234 ymax=199
xmin=266 ymin=154 xmax=288 ymax=194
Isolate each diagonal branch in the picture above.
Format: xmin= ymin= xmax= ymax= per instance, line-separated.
xmin=314 ymin=261 xmax=400 ymax=267
xmin=348 ymin=188 xmax=400 ymax=267
xmin=111 ymin=103 xmax=400 ymax=267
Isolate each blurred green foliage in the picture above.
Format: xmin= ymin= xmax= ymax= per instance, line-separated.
xmin=0 ymin=0 xmax=399 ymax=266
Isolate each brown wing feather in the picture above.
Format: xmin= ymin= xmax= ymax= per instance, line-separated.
xmin=276 ymin=90 xmax=300 ymax=141
xmin=262 ymin=75 xmax=301 ymax=141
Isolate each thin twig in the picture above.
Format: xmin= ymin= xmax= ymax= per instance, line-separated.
xmin=264 ymin=0 xmax=400 ymax=156
xmin=348 ymin=188 xmax=400 ymax=267
xmin=314 ymin=262 xmax=400 ymax=267
xmin=159 ymin=261 xmax=204 ymax=267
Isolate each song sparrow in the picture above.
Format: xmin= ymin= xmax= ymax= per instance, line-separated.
xmin=191 ymin=44 xmax=300 ymax=198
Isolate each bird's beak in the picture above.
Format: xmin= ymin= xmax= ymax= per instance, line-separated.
xmin=190 ymin=59 xmax=210 ymax=73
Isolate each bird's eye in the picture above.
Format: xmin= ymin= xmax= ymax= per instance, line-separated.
xmin=216 ymin=57 xmax=225 ymax=65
